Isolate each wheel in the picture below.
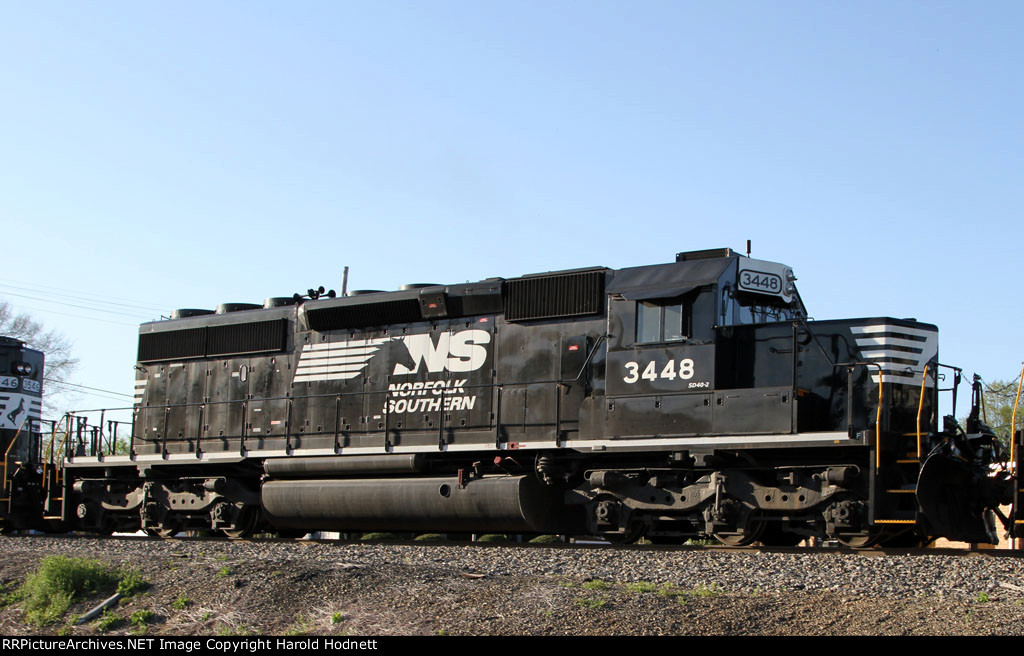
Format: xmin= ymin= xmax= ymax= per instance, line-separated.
xmin=836 ymin=525 xmax=884 ymax=549
xmin=713 ymin=522 xmax=765 ymax=546
xmin=712 ymin=506 xmax=765 ymax=547
xmin=221 ymin=506 xmax=259 ymax=539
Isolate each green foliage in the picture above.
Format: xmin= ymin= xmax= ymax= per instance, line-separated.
xmin=689 ymin=583 xmax=722 ymax=597
xmin=216 ymin=566 xmax=232 ymax=578
xmin=625 ymin=581 xmax=657 ymax=594
xmin=359 ymin=532 xmax=399 ymax=541
xmin=574 ymin=596 xmax=607 ymax=610
xmin=172 ymin=595 xmax=191 ymax=610
xmin=331 ymin=612 xmax=344 ymax=625
xmin=529 ymin=534 xmax=564 ymax=544
xmin=413 ymin=534 xmax=447 ymax=542
xmin=582 ymin=579 xmax=610 ymax=591
xmin=978 ymin=378 xmax=1023 ymax=449
xmin=657 ymin=583 xmax=683 ymax=598
xmin=977 ymin=591 xmax=991 ymax=603
xmin=475 ymin=534 xmax=511 ymax=543
xmin=117 ymin=567 xmax=149 ymax=597
xmin=96 ymin=610 xmax=125 ymax=632
xmin=130 ymin=609 xmax=155 ymax=626
xmin=18 ymin=556 xmax=118 ymax=626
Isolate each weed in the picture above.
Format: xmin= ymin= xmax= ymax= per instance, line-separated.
xmin=201 ymin=611 xmax=213 ymax=621
xmin=216 ymin=566 xmax=232 ymax=578
xmin=284 ymin=614 xmax=314 ymax=636
xmin=131 ymin=609 xmax=155 ymax=627
xmin=18 ymin=555 xmax=118 ymax=626
xmin=582 ymin=579 xmax=610 ymax=591
xmin=574 ymin=596 xmax=608 ymax=610
xmin=117 ymin=567 xmax=149 ymax=597
xmin=172 ymin=595 xmax=191 ymax=610
xmin=977 ymin=591 xmax=991 ymax=604
xmin=475 ymin=534 xmax=511 ymax=543
xmin=331 ymin=612 xmax=344 ymax=625
xmin=625 ymin=581 xmax=657 ymax=594
xmin=529 ymin=534 xmax=563 ymax=544
xmin=690 ymin=583 xmax=722 ymax=598
xmin=556 ymin=580 xmax=574 ymax=588
xmin=413 ymin=534 xmax=446 ymax=542
xmin=96 ymin=610 xmax=125 ymax=632
xmin=215 ymin=623 xmax=255 ymax=636
xmin=657 ymin=583 xmax=682 ymax=598
xmin=360 ymin=532 xmax=399 ymax=541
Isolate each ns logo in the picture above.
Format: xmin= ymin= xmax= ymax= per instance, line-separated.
xmin=391 ymin=329 xmax=491 ymax=376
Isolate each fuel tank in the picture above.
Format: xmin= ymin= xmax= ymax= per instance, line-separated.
xmin=261 ymin=474 xmax=584 ymax=533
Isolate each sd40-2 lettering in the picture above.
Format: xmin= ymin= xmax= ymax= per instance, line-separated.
xmin=622 ymin=358 xmax=696 ymax=384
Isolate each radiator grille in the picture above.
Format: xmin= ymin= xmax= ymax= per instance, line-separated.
xmin=503 ymin=270 xmax=605 ymax=322
xmin=138 ymin=319 xmax=288 ymax=363
xmin=305 ymin=299 xmax=423 ymax=331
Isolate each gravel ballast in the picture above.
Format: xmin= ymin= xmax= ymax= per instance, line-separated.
xmin=1 ymin=536 xmax=1023 ymax=636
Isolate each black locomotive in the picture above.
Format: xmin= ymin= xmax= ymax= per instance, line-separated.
xmin=3 ymin=248 xmax=1018 ymax=546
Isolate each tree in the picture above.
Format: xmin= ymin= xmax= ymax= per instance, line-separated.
xmin=0 ymin=301 xmax=78 ymax=414
xmin=980 ymin=378 xmax=1024 ymax=450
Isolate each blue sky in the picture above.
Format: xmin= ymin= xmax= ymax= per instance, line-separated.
xmin=1 ymin=1 xmax=1022 ymax=419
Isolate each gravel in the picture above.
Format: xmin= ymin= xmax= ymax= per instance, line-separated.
xmin=1 ymin=536 xmax=1023 ymax=636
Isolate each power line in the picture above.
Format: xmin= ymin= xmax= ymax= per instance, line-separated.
xmin=0 ymin=277 xmax=167 ymax=312
xmin=44 ymin=378 xmax=133 ymax=398
xmin=1 ymin=302 xmax=140 ymax=327
xmin=0 ymin=290 xmax=153 ymax=319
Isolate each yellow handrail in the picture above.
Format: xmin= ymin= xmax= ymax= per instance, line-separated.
xmin=2 ymin=419 xmax=26 ymax=495
xmin=916 ymin=364 xmax=930 ymax=459
xmin=42 ymin=415 xmax=71 ymax=492
xmin=1012 ymin=361 xmax=1024 ymax=466
xmin=876 ymin=376 xmax=884 ymax=470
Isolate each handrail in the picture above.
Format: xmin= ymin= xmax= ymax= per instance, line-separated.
xmin=916 ymin=364 xmax=930 ymax=459
xmin=2 ymin=418 xmax=27 ymax=496
xmin=1012 ymin=361 xmax=1024 ymax=466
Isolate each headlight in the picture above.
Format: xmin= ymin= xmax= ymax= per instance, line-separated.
xmin=13 ymin=362 xmax=33 ymax=376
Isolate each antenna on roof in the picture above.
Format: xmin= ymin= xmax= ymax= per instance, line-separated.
xmin=342 ymin=266 xmax=350 ymax=297
xmin=746 ymin=240 xmax=752 ymax=257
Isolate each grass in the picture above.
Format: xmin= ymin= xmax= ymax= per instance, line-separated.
xmin=17 ymin=556 xmax=119 ymax=626
xmin=529 ymin=534 xmax=563 ymax=544
xmin=172 ymin=595 xmax=191 ymax=610
xmin=574 ymin=596 xmax=608 ymax=610
xmin=216 ymin=566 xmax=232 ymax=578
xmin=413 ymin=534 xmax=447 ymax=542
xmin=359 ymin=532 xmax=400 ymax=541
xmin=117 ymin=567 xmax=150 ymax=597
xmin=475 ymin=534 xmax=512 ymax=543
xmin=625 ymin=581 xmax=657 ymax=594
xmin=96 ymin=610 xmax=125 ymax=632
xmin=977 ymin=591 xmax=991 ymax=603
xmin=689 ymin=583 xmax=722 ymax=598
xmin=581 ymin=577 xmax=610 ymax=589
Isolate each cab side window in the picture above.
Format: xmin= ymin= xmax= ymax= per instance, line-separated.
xmin=636 ymin=299 xmax=689 ymax=343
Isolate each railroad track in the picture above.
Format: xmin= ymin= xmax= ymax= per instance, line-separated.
xmin=11 ymin=531 xmax=1024 ymax=559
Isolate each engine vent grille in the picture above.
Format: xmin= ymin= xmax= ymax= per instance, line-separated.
xmin=137 ymin=328 xmax=206 ymax=363
xmin=503 ymin=270 xmax=605 ymax=322
xmin=138 ymin=319 xmax=288 ymax=363
xmin=207 ymin=319 xmax=288 ymax=357
xmin=305 ymin=299 xmax=423 ymax=331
